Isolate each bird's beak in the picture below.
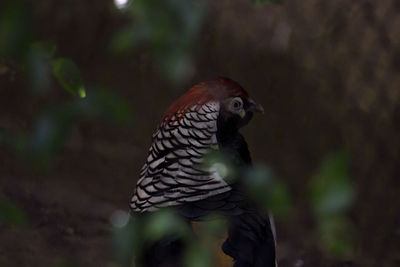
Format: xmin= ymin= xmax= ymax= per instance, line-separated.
xmin=248 ymin=99 xmax=264 ymax=114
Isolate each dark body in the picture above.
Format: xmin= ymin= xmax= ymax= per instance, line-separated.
xmin=140 ymin=115 xmax=276 ymax=267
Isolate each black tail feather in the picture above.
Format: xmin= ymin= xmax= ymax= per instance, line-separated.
xmin=142 ymin=237 xmax=184 ymax=267
xmin=222 ymin=210 xmax=276 ymax=267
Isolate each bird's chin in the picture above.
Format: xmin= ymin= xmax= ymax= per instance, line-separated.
xmin=237 ymin=112 xmax=253 ymax=128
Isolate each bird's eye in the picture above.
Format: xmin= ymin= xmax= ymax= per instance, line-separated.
xmin=230 ymin=97 xmax=243 ymax=111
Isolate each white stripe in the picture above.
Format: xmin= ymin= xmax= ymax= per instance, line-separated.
xmin=130 ymin=101 xmax=232 ymax=212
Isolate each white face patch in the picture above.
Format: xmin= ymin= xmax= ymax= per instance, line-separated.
xmin=224 ymin=97 xmax=246 ymax=118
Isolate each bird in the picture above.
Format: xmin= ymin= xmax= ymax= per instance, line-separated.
xmin=130 ymin=77 xmax=277 ymax=267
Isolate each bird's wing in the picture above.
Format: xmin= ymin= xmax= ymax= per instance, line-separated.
xmin=130 ymin=102 xmax=231 ymax=212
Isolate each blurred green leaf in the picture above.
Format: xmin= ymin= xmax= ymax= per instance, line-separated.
xmin=112 ymin=0 xmax=206 ymax=83
xmin=0 ymin=1 xmax=33 ymax=59
xmin=203 ymin=150 xmax=236 ymax=184
xmin=110 ymin=27 xmax=136 ymax=54
xmin=184 ymin=241 xmax=213 ymax=267
xmin=112 ymin=218 xmax=137 ymax=267
xmin=243 ymin=165 xmax=292 ymax=216
xmin=29 ymin=109 xmax=73 ymax=164
xmin=52 ymin=58 xmax=86 ymax=98
xmin=30 ymin=41 xmax=57 ymax=59
xmin=243 ymin=166 xmax=274 ymax=206
xmin=74 ymin=89 xmax=133 ymax=124
xmin=113 ymin=210 xmax=191 ymax=267
xmin=309 ymin=151 xmax=356 ymax=259
xmin=245 ymin=165 xmax=274 ymax=189
xmin=309 ymin=151 xmax=355 ymax=217
xmin=267 ymin=181 xmax=292 ymax=217
xmin=0 ymin=197 xmax=28 ymax=227
xmin=1 ymin=87 xmax=132 ymax=169
xmin=318 ymin=215 xmax=356 ymax=258
xmin=26 ymin=42 xmax=56 ymax=94
xmin=144 ymin=209 xmax=189 ymax=241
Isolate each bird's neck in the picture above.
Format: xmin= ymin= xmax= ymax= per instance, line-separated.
xmin=216 ymin=116 xmax=239 ymax=146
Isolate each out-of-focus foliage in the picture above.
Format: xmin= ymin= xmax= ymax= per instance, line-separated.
xmin=75 ymin=90 xmax=132 ymax=124
xmin=112 ymin=218 xmax=138 ymax=267
xmin=0 ymin=1 xmax=33 ymax=60
xmin=111 ymin=0 xmax=206 ymax=83
xmin=0 ymin=1 xmax=85 ymax=97
xmin=26 ymin=41 xmax=55 ymax=94
xmin=112 ymin=209 xmax=225 ymax=267
xmin=203 ymin=151 xmax=292 ymax=217
xmin=52 ymin=58 xmax=86 ymax=98
xmin=244 ymin=165 xmax=292 ymax=217
xmin=310 ymin=151 xmax=354 ymax=216
xmin=0 ymin=0 xmax=132 ymax=169
xmin=0 ymin=91 xmax=132 ymax=168
xmin=0 ymin=197 xmax=28 ymax=227
xmin=183 ymin=240 xmax=215 ymax=267
xmin=309 ymin=151 xmax=356 ymax=259
xmin=143 ymin=209 xmax=190 ymax=242
xmin=111 ymin=150 xmax=291 ymax=266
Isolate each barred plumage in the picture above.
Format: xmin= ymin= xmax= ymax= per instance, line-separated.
xmin=130 ymin=102 xmax=231 ymax=212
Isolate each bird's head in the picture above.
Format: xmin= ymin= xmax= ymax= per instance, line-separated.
xmin=161 ymin=77 xmax=263 ymax=129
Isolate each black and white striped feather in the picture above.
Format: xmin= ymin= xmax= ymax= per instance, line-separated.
xmin=130 ymin=102 xmax=232 ymax=212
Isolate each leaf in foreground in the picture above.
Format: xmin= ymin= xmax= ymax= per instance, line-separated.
xmin=52 ymin=58 xmax=86 ymax=98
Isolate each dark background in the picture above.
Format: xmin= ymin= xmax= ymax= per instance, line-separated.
xmin=0 ymin=0 xmax=399 ymax=266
